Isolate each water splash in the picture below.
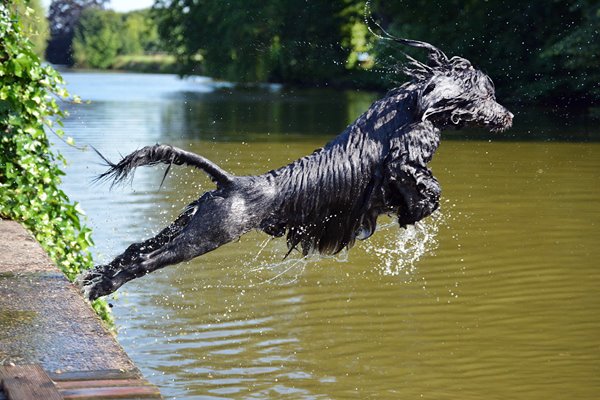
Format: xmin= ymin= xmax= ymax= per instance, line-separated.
xmin=234 ymin=234 xmax=355 ymax=287
xmin=250 ymin=257 xmax=308 ymax=286
xmin=362 ymin=211 xmax=445 ymax=278
xmin=237 ymin=210 xmax=445 ymax=287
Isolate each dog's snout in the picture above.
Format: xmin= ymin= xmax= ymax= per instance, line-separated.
xmin=504 ymin=109 xmax=514 ymax=128
xmin=504 ymin=110 xmax=514 ymax=128
xmin=483 ymin=101 xmax=513 ymax=132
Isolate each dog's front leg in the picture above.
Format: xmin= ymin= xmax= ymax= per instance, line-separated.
xmin=384 ymin=121 xmax=442 ymax=226
xmin=387 ymin=162 xmax=441 ymax=227
xmin=382 ymin=124 xmax=441 ymax=226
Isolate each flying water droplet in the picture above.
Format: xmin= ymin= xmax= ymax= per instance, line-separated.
xmin=363 ymin=211 xmax=445 ymax=277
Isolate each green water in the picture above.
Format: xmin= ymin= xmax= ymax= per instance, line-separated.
xmin=57 ymin=72 xmax=600 ymax=399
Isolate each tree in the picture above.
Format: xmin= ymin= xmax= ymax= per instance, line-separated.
xmin=120 ymin=11 xmax=144 ymax=55
xmin=71 ymin=8 xmax=164 ymax=69
xmin=153 ymin=0 xmax=349 ymax=84
xmin=120 ymin=10 xmax=161 ymax=55
xmin=72 ymin=8 xmax=122 ymax=68
xmin=54 ymin=0 xmax=598 ymax=105
xmin=541 ymin=0 xmax=600 ymax=104
xmin=46 ymin=0 xmax=107 ymax=65
xmin=268 ymin=0 xmax=349 ymax=84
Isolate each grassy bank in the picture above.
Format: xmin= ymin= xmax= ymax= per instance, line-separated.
xmin=111 ymin=53 xmax=179 ymax=74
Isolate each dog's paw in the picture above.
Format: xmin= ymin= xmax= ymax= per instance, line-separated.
xmin=75 ymin=267 xmax=111 ymax=302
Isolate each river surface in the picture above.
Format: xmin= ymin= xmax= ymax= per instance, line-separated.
xmin=55 ymin=72 xmax=600 ymax=399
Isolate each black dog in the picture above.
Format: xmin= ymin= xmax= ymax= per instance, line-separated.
xmin=78 ymin=37 xmax=512 ymax=301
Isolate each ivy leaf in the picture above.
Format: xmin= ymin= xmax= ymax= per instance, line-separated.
xmin=0 ymin=4 xmax=112 ymax=327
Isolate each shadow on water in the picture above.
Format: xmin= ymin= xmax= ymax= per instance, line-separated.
xmin=55 ymin=72 xmax=600 ymax=399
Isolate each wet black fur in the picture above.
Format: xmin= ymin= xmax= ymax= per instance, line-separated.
xmin=78 ymin=39 xmax=513 ymax=301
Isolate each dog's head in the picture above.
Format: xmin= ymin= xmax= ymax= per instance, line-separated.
xmin=412 ymin=55 xmax=513 ymax=132
xmin=373 ymin=29 xmax=513 ymax=132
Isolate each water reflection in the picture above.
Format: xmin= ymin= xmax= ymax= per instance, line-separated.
xmin=56 ymin=72 xmax=600 ymax=399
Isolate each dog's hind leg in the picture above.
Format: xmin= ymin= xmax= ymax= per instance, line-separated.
xmin=78 ymin=191 xmax=255 ymax=300
xmin=76 ymin=200 xmax=197 ymax=300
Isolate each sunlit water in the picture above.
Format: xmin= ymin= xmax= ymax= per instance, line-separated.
xmin=54 ymin=72 xmax=600 ymax=399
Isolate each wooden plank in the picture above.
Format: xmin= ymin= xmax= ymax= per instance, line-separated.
xmin=60 ymin=385 xmax=162 ymax=399
xmin=0 ymin=365 xmax=62 ymax=400
xmin=51 ymin=369 xmax=162 ymax=399
xmin=55 ymin=379 xmax=151 ymax=390
xmin=49 ymin=370 xmax=139 ymax=382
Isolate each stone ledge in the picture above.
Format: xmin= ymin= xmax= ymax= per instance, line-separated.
xmin=0 ymin=219 xmax=55 ymax=274
xmin=0 ymin=219 xmax=137 ymax=374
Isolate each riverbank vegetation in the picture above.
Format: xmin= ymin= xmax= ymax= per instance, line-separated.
xmin=12 ymin=0 xmax=48 ymax=57
xmin=46 ymin=0 xmax=599 ymax=106
xmin=0 ymin=2 xmax=112 ymax=323
xmin=72 ymin=8 xmax=167 ymax=70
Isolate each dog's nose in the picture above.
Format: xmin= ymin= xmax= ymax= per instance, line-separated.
xmin=503 ymin=111 xmax=514 ymax=129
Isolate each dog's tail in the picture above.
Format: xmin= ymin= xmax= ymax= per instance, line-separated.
xmin=94 ymin=144 xmax=233 ymax=188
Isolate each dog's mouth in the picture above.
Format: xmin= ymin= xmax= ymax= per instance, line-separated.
xmin=447 ymin=104 xmax=513 ymax=132
xmin=461 ymin=101 xmax=514 ymax=132
xmin=453 ymin=117 xmax=512 ymax=132
xmin=488 ymin=113 xmax=514 ymax=132
xmin=476 ymin=108 xmax=513 ymax=132
xmin=489 ymin=121 xmax=511 ymax=132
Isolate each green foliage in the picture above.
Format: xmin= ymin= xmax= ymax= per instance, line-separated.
xmin=46 ymin=0 xmax=108 ymax=65
xmin=72 ymin=8 xmax=164 ymax=69
xmin=73 ymin=8 xmax=122 ymax=68
xmin=14 ymin=0 xmax=48 ymax=57
xmin=150 ymin=0 xmax=598 ymax=105
xmin=56 ymin=0 xmax=600 ymax=103
xmin=120 ymin=12 xmax=144 ymax=55
xmin=373 ymin=0 xmax=600 ymax=104
xmin=121 ymin=10 xmax=162 ymax=54
xmin=153 ymin=0 xmax=349 ymax=84
xmin=0 ymin=2 xmax=112 ymax=324
xmin=541 ymin=0 xmax=600 ymax=103
xmin=112 ymin=53 xmax=177 ymax=74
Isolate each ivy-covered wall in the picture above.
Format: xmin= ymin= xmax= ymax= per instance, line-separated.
xmin=0 ymin=2 xmax=111 ymax=323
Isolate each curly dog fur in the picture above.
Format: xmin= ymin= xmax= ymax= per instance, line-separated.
xmin=78 ymin=37 xmax=513 ymax=300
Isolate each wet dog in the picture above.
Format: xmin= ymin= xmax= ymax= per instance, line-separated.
xmin=78 ymin=37 xmax=512 ymax=300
